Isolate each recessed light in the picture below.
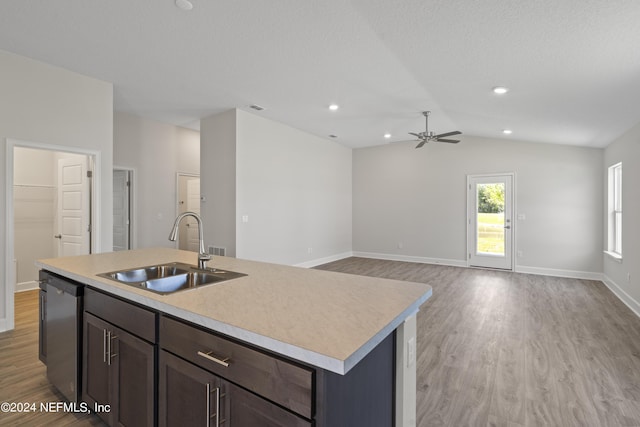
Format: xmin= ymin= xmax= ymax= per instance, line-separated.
xmin=328 ymin=104 xmax=339 ymax=111
xmin=249 ymin=104 xmax=265 ymax=111
xmin=175 ymin=0 xmax=193 ymax=10
xmin=493 ymin=86 xmax=509 ymax=95
xmin=384 ymin=133 xmax=391 ymax=139
xmin=329 ymin=134 xmax=338 ymax=138
xmin=502 ymin=129 xmax=513 ymax=134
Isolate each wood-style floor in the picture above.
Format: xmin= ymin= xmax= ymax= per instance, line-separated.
xmin=316 ymin=258 xmax=640 ymax=427
xmin=3 ymin=259 xmax=640 ymax=426
xmin=0 ymin=290 xmax=104 ymax=426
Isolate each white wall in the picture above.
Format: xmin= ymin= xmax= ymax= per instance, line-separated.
xmin=113 ymin=111 xmax=200 ymax=249
xmin=200 ymin=109 xmax=352 ymax=266
xmin=235 ymin=109 xmax=352 ymax=266
xmin=0 ymin=50 xmax=113 ymax=327
xmin=603 ymin=122 xmax=640 ymax=314
xmin=353 ymin=136 xmax=603 ymax=276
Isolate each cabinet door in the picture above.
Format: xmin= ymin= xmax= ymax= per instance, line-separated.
xmin=159 ymin=350 xmax=222 ymax=427
xmin=110 ymin=324 xmax=155 ymax=427
xmin=83 ymin=312 xmax=112 ymax=424
xmin=83 ymin=312 xmax=155 ymax=427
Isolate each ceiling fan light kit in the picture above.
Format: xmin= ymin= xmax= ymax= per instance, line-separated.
xmin=410 ymin=111 xmax=462 ymax=148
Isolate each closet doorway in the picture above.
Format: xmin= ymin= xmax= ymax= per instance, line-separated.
xmin=5 ymin=139 xmax=99 ymax=331
xmin=113 ymin=168 xmax=133 ymax=251
xmin=176 ymin=173 xmax=200 ymax=252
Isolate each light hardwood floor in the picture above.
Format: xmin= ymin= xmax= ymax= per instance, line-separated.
xmin=3 ymin=260 xmax=640 ymax=426
xmin=316 ymin=258 xmax=640 ymax=427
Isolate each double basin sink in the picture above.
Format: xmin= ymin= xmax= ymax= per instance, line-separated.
xmin=99 ymin=262 xmax=246 ymax=295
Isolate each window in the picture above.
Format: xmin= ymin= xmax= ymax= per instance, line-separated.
xmin=606 ymin=162 xmax=622 ymax=259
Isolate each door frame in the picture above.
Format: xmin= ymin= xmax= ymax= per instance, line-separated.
xmin=5 ymin=138 xmax=101 ymax=331
xmin=113 ymin=166 xmax=137 ymax=251
xmin=466 ymin=172 xmax=516 ymax=271
xmin=175 ymin=172 xmax=200 ymax=250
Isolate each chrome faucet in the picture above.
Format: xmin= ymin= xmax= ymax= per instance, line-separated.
xmin=168 ymin=212 xmax=212 ymax=269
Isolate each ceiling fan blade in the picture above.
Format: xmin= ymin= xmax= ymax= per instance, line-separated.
xmin=415 ymin=139 xmax=428 ymax=149
xmin=436 ymin=138 xmax=460 ymax=143
xmin=435 ymin=131 xmax=462 ymax=138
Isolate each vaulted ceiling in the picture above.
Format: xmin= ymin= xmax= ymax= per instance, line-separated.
xmin=2 ymin=0 xmax=639 ymax=148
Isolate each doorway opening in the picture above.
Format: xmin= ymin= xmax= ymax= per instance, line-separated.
xmin=113 ymin=168 xmax=134 ymax=251
xmin=176 ymin=173 xmax=200 ymax=252
xmin=5 ymin=139 xmax=99 ymax=332
xmin=467 ymin=173 xmax=514 ymax=270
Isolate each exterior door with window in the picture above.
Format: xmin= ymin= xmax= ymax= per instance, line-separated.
xmin=468 ymin=174 xmax=513 ymax=270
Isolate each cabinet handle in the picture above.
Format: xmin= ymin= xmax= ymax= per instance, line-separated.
xmin=40 ymin=294 xmax=45 ymax=321
xmin=103 ymin=329 xmax=108 ymax=363
xmin=107 ymin=332 xmax=118 ymax=365
xmin=197 ymin=351 xmax=230 ymax=367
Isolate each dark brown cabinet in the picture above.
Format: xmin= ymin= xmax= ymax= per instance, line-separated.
xmin=159 ymin=350 xmax=311 ymax=427
xmin=83 ymin=289 xmax=156 ymax=427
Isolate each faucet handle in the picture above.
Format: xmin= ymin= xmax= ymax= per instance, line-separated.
xmin=198 ymin=252 xmax=212 ymax=270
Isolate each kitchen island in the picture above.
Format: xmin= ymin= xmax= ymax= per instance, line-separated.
xmin=37 ymin=248 xmax=431 ymax=427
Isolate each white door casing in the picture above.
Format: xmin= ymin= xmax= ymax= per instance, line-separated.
xmin=467 ymin=174 xmax=514 ymax=270
xmin=57 ymin=156 xmax=91 ymax=256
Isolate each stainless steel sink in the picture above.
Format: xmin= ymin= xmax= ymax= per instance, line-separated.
xmin=99 ymin=262 xmax=246 ymax=295
xmin=108 ymin=264 xmax=190 ymax=283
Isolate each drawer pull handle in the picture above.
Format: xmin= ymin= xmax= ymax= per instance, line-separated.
xmin=197 ymin=350 xmax=230 ymax=367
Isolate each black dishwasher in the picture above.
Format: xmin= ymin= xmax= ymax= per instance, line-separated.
xmin=40 ymin=270 xmax=84 ymax=403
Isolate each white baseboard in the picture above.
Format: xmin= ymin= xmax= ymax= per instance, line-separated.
xmin=514 ymin=265 xmax=603 ymax=281
xmin=352 ymin=251 xmax=468 ymax=268
xmin=295 ymin=252 xmax=353 ymax=268
xmin=602 ymin=275 xmax=640 ymax=318
xmin=15 ymin=280 xmax=38 ymax=293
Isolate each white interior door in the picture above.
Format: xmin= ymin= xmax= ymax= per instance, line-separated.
xmin=113 ymin=169 xmax=130 ymax=251
xmin=468 ymin=174 xmax=513 ymax=270
xmin=57 ymin=156 xmax=90 ymax=256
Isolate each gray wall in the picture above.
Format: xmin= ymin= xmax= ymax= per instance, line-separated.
xmin=113 ymin=111 xmax=200 ymax=249
xmin=200 ymin=109 xmax=238 ymax=257
xmin=353 ymin=136 xmax=603 ymax=276
xmin=603 ymin=121 xmax=640 ymax=314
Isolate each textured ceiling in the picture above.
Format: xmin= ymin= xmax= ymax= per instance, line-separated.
xmin=1 ymin=0 xmax=640 ymax=148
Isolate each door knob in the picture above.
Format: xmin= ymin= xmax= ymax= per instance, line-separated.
xmin=54 ymin=234 xmax=62 ymax=239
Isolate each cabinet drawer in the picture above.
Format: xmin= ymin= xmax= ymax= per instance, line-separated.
xmin=85 ymin=288 xmax=156 ymax=342
xmin=160 ymin=316 xmax=314 ymax=419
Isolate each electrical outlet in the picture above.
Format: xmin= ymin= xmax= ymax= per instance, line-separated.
xmin=517 ymin=250 xmax=523 ymax=258
xmin=307 ymin=247 xmax=313 ymax=254
xmin=397 ymin=242 xmax=403 ymax=249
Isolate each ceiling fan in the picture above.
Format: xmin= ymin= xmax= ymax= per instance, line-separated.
xmin=409 ymin=111 xmax=462 ymax=148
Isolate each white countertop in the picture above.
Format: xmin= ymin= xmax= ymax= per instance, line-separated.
xmin=37 ymin=248 xmax=432 ymax=374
